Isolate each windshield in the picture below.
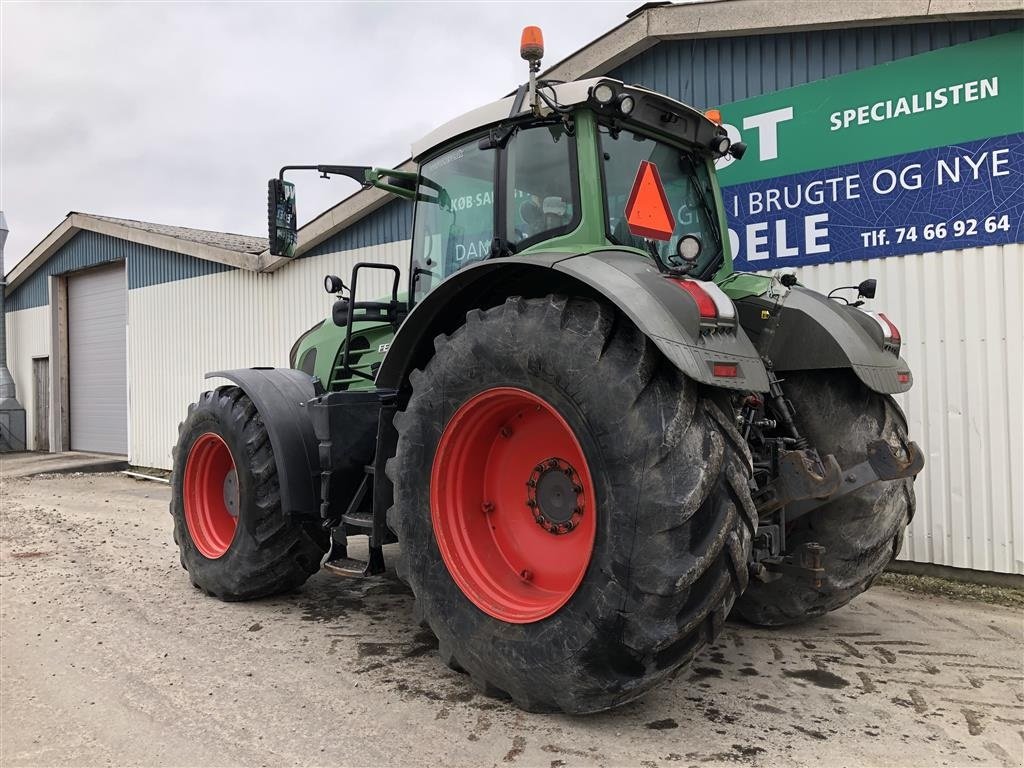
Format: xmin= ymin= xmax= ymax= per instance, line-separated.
xmin=599 ymin=126 xmax=723 ymax=276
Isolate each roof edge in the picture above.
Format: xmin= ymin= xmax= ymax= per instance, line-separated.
xmin=544 ymin=0 xmax=1024 ymax=81
xmin=4 ymin=213 xmax=263 ymax=295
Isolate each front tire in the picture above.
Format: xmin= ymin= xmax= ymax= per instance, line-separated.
xmin=170 ymin=386 xmax=329 ymax=601
xmin=734 ymin=371 xmax=915 ymax=626
xmin=387 ymin=296 xmax=756 ymax=713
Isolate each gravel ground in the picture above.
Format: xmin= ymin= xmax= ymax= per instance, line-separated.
xmin=1 ymin=469 xmax=1022 ymax=768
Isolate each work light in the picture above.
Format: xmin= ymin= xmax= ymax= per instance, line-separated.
xmin=592 ymin=83 xmax=615 ymax=105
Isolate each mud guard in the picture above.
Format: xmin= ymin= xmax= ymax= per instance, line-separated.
xmin=375 ymin=250 xmax=770 ymax=393
xmin=736 ymin=287 xmax=913 ymax=394
xmin=206 ymin=368 xmax=321 ymax=518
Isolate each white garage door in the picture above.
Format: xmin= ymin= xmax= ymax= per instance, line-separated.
xmin=69 ymin=262 xmax=128 ymax=454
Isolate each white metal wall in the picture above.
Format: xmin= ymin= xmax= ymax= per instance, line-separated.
xmin=787 ymin=243 xmax=1023 ymax=575
xmin=3 ymin=304 xmax=50 ymax=452
xmin=126 ymin=240 xmax=408 ymax=470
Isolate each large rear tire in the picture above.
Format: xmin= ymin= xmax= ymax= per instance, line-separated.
xmin=170 ymin=386 xmax=329 ymax=601
xmin=734 ymin=371 xmax=915 ymax=626
xmin=387 ymin=296 xmax=756 ymax=713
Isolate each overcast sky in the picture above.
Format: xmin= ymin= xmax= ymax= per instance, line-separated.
xmin=1 ymin=1 xmax=638 ymax=271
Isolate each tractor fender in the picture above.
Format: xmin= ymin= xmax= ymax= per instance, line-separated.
xmin=736 ymin=286 xmax=913 ymax=394
xmin=206 ymin=367 xmax=321 ymax=518
xmin=376 ymin=250 xmax=770 ymax=393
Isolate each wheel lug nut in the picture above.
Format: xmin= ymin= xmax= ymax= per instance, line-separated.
xmin=481 ymin=501 xmax=495 ymax=514
xmin=499 ymin=426 xmax=513 ymax=438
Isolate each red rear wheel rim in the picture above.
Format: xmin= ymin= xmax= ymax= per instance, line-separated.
xmin=430 ymin=387 xmax=597 ymax=623
xmin=184 ymin=432 xmax=239 ymax=559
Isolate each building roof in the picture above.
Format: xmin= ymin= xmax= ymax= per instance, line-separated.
xmin=4 ymin=212 xmax=270 ymax=295
xmin=271 ymin=0 xmax=1022 ymax=272
xmin=86 ymin=214 xmax=267 ymax=255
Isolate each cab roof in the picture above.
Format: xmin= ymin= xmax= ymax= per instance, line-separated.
xmin=411 ymin=77 xmax=717 ymax=160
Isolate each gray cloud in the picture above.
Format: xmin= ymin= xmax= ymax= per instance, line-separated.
xmin=1 ymin=1 xmax=636 ymax=270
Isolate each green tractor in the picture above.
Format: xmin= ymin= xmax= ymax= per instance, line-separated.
xmin=171 ymin=28 xmax=923 ymax=713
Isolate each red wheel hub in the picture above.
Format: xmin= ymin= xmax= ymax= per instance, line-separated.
xmin=184 ymin=432 xmax=239 ymax=559
xmin=430 ymin=387 xmax=597 ymax=623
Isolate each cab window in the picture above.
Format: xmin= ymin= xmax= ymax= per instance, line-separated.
xmin=600 ymin=127 xmax=722 ymax=275
xmin=411 ymin=141 xmax=496 ymax=303
xmin=505 ymin=123 xmax=578 ymax=250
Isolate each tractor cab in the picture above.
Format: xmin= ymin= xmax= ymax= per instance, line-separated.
xmin=406 ymin=78 xmax=739 ymax=304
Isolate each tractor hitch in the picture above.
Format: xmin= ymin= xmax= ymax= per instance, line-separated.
xmin=785 ymin=438 xmax=924 ymax=522
xmin=752 ymin=542 xmax=827 ymax=588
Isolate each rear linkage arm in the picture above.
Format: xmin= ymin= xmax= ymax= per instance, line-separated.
xmin=745 ymin=370 xmax=924 ymax=588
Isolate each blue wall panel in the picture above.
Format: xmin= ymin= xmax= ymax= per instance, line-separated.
xmin=608 ymin=20 xmax=1022 ymax=109
xmin=127 ymin=242 xmax=233 ymax=290
xmin=5 ymin=230 xmax=232 ymax=311
xmin=302 ymin=199 xmax=413 ymax=259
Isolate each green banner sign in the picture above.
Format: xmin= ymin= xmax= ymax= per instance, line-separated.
xmin=716 ymin=31 xmax=1024 ymax=186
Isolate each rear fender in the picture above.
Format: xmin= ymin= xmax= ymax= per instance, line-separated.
xmin=206 ymin=368 xmax=321 ymax=518
xmin=375 ymin=250 xmax=770 ymax=392
xmin=736 ymin=286 xmax=913 ymax=394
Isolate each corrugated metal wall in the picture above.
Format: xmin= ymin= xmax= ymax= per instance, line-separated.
xmin=608 ymin=20 xmax=1022 ymax=108
xmin=127 ymin=240 xmax=409 ymax=469
xmin=787 ymin=244 xmax=1023 ymax=575
xmin=3 ymin=304 xmax=51 ymax=451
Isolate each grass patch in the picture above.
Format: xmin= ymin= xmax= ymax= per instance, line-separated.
xmin=877 ymin=572 xmax=1024 ymax=609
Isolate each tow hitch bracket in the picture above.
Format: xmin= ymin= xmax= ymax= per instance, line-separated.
xmin=752 ymin=448 xmax=842 ymax=517
xmin=786 ymin=438 xmax=924 ymax=522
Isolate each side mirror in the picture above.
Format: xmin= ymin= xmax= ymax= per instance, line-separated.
xmin=268 ymin=178 xmax=298 ymax=258
xmin=858 ymin=278 xmax=877 ymax=299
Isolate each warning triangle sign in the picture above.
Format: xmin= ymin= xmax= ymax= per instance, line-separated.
xmin=624 ymin=160 xmax=675 ymax=241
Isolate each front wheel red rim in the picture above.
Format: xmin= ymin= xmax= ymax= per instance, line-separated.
xmin=183 ymin=432 xmax=239 ymax=559
xmin=430 ymin=387 xmax=597 ymax=623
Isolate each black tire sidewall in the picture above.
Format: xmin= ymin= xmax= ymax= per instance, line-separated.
xmin=172 ymin=395 xmax=266 ymax=583
xmin=171 ymin=389 xmax=327 ymax=598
